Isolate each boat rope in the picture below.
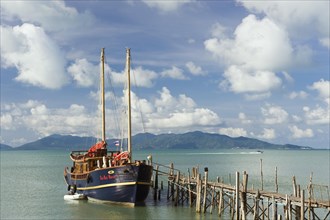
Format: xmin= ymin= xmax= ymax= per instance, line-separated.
xmin=130 ymin=54 xmax=147 ymax=134
xmin=105 ymin=67 xmax=122 ymax=142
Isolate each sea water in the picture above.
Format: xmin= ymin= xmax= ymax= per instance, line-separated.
xmin=1 ymin=149 xmax=329 ymax=219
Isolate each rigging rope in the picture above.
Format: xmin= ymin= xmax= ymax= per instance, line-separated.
xmin=130 ymin=53 xmax=147 ymax=134
xmin=104 ymin=53 xmax=124 ymax=150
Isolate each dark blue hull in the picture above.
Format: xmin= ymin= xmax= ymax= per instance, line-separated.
xmin=64 ymin=163 xmax=153 ymax=205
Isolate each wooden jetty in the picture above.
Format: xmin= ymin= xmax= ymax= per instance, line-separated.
xmin=151 ymin=162 xmax=330 ymax=220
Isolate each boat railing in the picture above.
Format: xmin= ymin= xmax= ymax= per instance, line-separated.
xmin=70 ymin=150 xmax=121 ymax=160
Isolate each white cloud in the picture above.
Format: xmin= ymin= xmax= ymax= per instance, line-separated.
xmin=161 ymin=66 xmax=188 ymax=80
xmin=244 ymin=92 xmax=271 ymax=101
xmin=186 ymin=61 xmax=206 ymax=76
xmin=141 ymin=87 xmax=221 ymax=131
xmin=1 ymin=87 xmax=222 ymax=139
xmin=289 ymin=91 xmax=308 ymax=100
xmin=210 ymin=22 xmax=227 ymax=39
xmin=1 ymin=100 xmax=100 ymax=137
xmin=205 ymin=14 xmax=295 ymax=97
xmin=303 ymin=105 xmax=330 ymax=125
xmin=256 ymin=128 xmax=276 ymax=140
xmin=219 ymin=127 xmax=247 ymax=137
xmin=289 ymin=125 xmax=314 ymax=139
xmin=1 ymin=24 xmax=68 ymax=89
xmin=0 ymin=114 xmax=13 ymax=130
xmin=261 ymin=104 xmax=288 ymax=124
xmin=68 ymin=58 xmax=99 ymax=87
xmin=304 ymin=80 xmax=330 ymax=125
xmin=222 ymin=65 xmax=281 ymax=93
xmin=188 ymin=38 xmax=196 ymax=44
xmin=1 ymin=1 xmax=96 ymax=90
xmin=131 ymin=66 xmax=158 ymax=88
xmin=1 ymin=1 xmax=95 ymax=32
xmin=142 ymin=0 xmax=193 ymax=12
xmin=154 ymin=87 xmax=195 ymax=114
xmin=281 ymin=71 xmax=294 ymax=83
xmin=113 ymin=66 xmax=158 ymax=88
xmin=238 ymin=112 xmax=252 ymax=124
xmin=205 ymin=15 xmax=293 ymax=71
xmin=319 ymin=38 xmax=330 ymax=48
xmin=68 ymin=57 xmax=158 ymax=88
xmin=309 ymin=79 xmax=330 ymax=104
xmin=292 ymin=115 xmax=302 ymax=123
xmin=237 ymin=1 xmax=329 ymax=46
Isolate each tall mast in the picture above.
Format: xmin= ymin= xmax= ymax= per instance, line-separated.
xmin=126 ymin=48 xmax=132 ymax=161
xmin=101 ymin=48 xmax=106 ymax=142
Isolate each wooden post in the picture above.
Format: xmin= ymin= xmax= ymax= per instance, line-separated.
xmin=170 ymin=162 xmax=174 ymax=176
xmin=254 ymin=190 xmax=260 ymax=220
xmin=260 ymin=159 xmax=264 ymax=191
xmin=308 ymin=173 xmax=313 ymax=220
xmin=235 ymin=171 xmax=240 ymax=220
xmin=300 ymin=190 xmax=305 ymax=220
xmin=218 ymin=187 xmax=223 ymax=217
xmin=272 ymin=195 xmax=277 ymax=220
xmin=202 ymin=167 xmax=208 ymax=213
xmin=181 ymin=181 xmax=184 ymax=205
xmin=174 ymin=171 xmax=180 ymax=206
xmin=231 ymin=192 xmax=235 ymax=219
xmin=187 ymin=168 xmax=192 ymax=207
xmin=170 ymin=163 xmax=174 ymax=201
xmin=210 ymin=185 xmax=215 ymax=214
xmin=293 ymin=176 xmax=298 ymax=220
xmin=285 ymin=194 xmax=288 ymax=220
xmin=167 ymin=179 xmax=170 ymax=200
xmin=195 ymin=173 xmax=199 ymax=212
xmin=258 ymin=173 xmax=264 ymax=220
xmin=241 ymin=171 xmax=248 ymax=220
xmin=275 ymin=166 xmax=278 ymax=193
xmin=196 ymin=173 xmax=201 ymax=213
xmin=292 ymin=176 xmax=297 ymax=197
xmin=240 ymin=192 xmax=246 ymax=220
xmin=285 ymin=194 xmax=292 ymax=220
xmin=154 ymin=165 xmax=159 ymax=200
xmin=288 ymin=195 xmax=292 ymax=220
xmin=267 ymin=197 xmax=270 ymax=219
xmin=198 ymin=177 xmax=202 ymax=213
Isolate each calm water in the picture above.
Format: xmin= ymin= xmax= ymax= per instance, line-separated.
xmin=1 ymin=149 xmax=329 ymax=219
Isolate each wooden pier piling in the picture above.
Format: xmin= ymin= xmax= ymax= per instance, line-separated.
xmin=151 ymin=162 xmax=330 ymax=220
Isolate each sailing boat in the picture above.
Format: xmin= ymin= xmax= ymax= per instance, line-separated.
xmin=64 ymin=48 xmax=153 ymax=206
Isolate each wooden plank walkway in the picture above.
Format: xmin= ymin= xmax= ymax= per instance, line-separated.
xmin=151 ymin=163 xmax=330 ymax=220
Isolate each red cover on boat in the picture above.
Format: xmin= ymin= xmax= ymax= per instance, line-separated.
xmin=114 ymin=151 xmax=130 ymax=161
xmin=88 ymin=141 xmax=106 ymax=153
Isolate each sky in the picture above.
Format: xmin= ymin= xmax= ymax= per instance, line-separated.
xmin=0 ymin=0 xmax=329 ymax=149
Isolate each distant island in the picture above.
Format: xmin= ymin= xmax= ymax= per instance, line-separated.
xmin=0 ymin=131 xmax=313 ymax=151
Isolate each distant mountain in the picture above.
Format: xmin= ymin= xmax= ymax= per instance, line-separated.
xmin=0 ymin=143 xmax=13 ymax=151
xmin=7 ymin=131 xmax=312 ymax=151
xmin=17 ymin=134 xmax=99 ymax=150
xmin=131 ymin=131 xmax=312 ymax=150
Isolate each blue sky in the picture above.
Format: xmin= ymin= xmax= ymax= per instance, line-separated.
xmin=1 ymin=1 xmax=329 ymax=148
